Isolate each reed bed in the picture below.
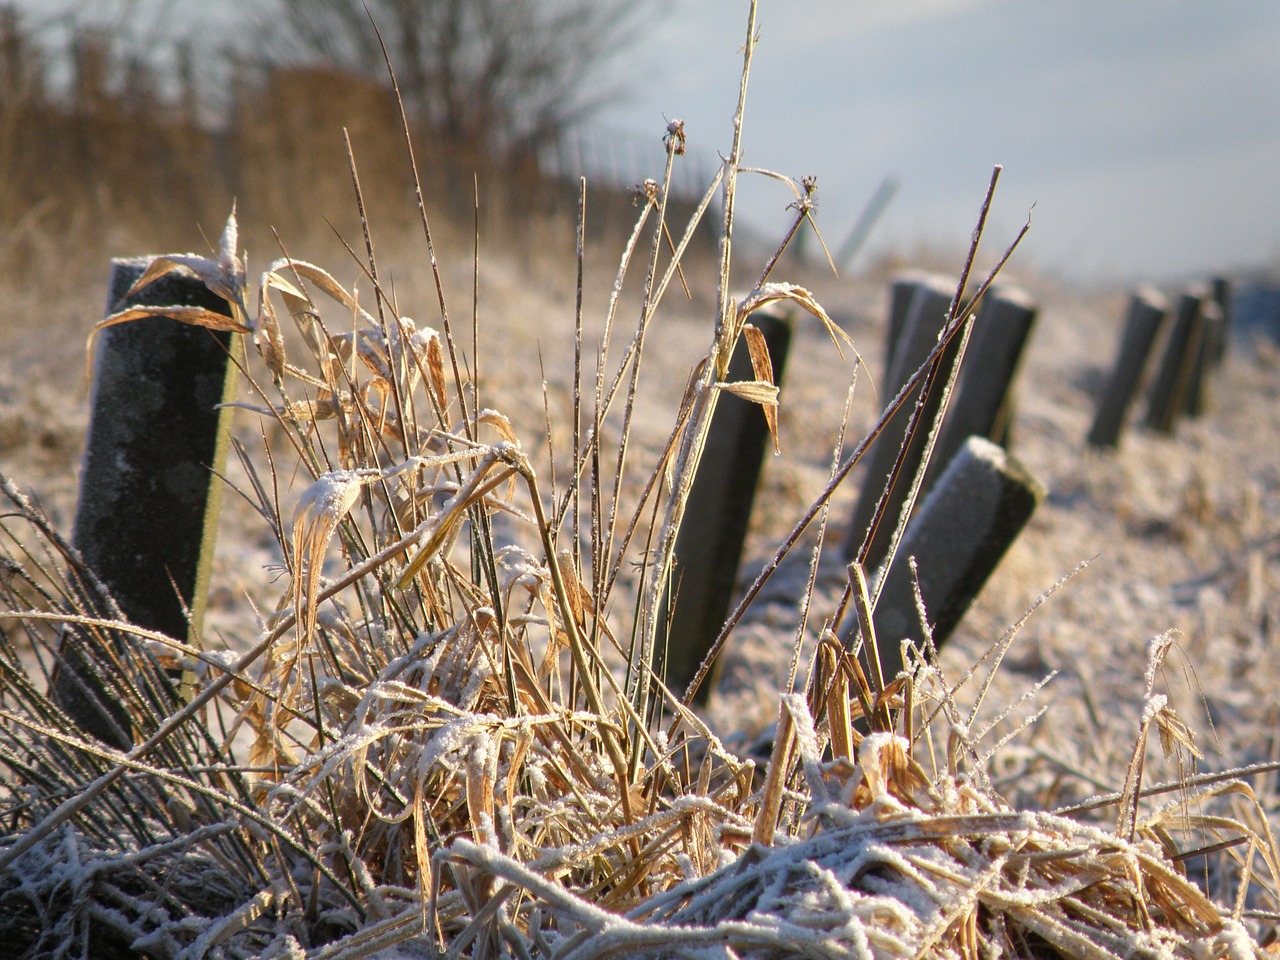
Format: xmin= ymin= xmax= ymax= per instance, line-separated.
xmin=0 ymin=3 xmax=1276 ymax=957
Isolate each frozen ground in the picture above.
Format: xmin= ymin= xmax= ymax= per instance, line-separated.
xmin=1 ymin=235 xmax=1277 ymax=824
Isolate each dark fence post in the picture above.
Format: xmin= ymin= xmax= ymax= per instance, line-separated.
xmin=924 ymin=285 xmax=1037 ymax=489
xmin=1209 ymin=276 xmax=1232 ymax=365
xmin=53 ymin=257 xmax=238 ymax=745
xmin=1184 ymin=298 xmax=1222 ymax=419
xmin=1144 ymin=288 xmax=1206 ymax=435
xmin=843 ymin=435 xmax=1044 ymax=683
xmin=843 ymin=274 xmax=956 ymax=569
xmin=660 ymin=310 xmax=793 ymax=702
xmin=1086 ymin=288 xmax=1168 ymax=449
xmin=883 ymin=270 xmax=941 ymax=381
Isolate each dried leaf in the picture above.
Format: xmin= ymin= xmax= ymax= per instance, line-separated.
xmin=124 ymin=255 xmax=196 ymax=300
xmin=737 ymin=281 xmax=852 ymax=357
xmin=254 ymin=287 xmax=287 ymax=384
xmin=396 ymin=454 xmax=508 ymax=589
xmin=95 ymin=304 xmax=251 ymax=335
xmin=414 ymin=780 xmax=434 ymax=917
xmin=425 ymin=332 xmax=448 ymax=413
xmin=466 ymin=734 xmax=497 ymax=845
xmin=744 ymin=322 xmax=781 ymax=451
xmin=742 ymin=323 xmax=774 ymax=384
xmin=822 ymin=642 xmax=855 ymax=763
xmin=217 ymin=202 xmax=239 ymax=277
xmin=715 ymin=379 xmax=779 ymax=407
xmin=475 ymin=409 xmax=519 ymax=447
xmin=290 ymin=471 xmax=368 ymax=653
xmin=261 ymin=258 xmax=373 ymax=368
xmin=1155 ymin=703 xmax=1203 ymax=762
xmin=262 ymin=258 xmax=363 ymax=316
xmin=87 ymin=304 xmax=251 ymax=381
xmin=753 ymin=700 xmax=797 ymax=846
xmin=124 ymin=207 xmax=246 ymax=308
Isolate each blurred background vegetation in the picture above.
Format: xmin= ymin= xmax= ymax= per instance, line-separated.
xmin=0 ymin=0 xmax=720 ymax=348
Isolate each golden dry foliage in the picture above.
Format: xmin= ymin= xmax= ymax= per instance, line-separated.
xmin=40 ymin=197 xmax=1267 ymax=958
xmin=0 ymin=2 xmax=1276 ymax=955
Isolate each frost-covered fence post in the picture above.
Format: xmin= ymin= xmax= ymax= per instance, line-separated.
xmin=923 ymin=285 xmax=1037 ymax=490
xmin=52 ymin=258 xmax=238 ymax=745
xmin=1183 ymin=298 xmax=1222 ymax=419
xmin=1144 ymin=288 xmax=1206 ymax=435
xmin=1209 ymin=275 xmax=1232 ymax=366
xmin=843 ymin=274 xmax=956 ymax=569
xmin=1086 ymin=288 xmax=1168 ymax=449
xmin=659 ymin=310 xmax=792 ymax=703
xmin=843 ymin=436 xmax=1044 ymax=685
xmin=882 ymin=270 xmax=945 ymax=381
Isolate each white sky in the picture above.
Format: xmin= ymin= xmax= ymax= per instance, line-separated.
xmin=13 ymin=0 xmax=1280 ymax=284
xmin=594 ymin=0 xmax=1280 ymax=284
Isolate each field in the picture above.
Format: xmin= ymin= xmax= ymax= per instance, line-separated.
xmin=1 ymin=4 xmax=1279 ymax=957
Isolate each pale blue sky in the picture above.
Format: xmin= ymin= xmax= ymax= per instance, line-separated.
xmin=14 ymin=0 xmax=1280 ymax=284
xmin=594 ymin=1 xmax=1280 ymax=284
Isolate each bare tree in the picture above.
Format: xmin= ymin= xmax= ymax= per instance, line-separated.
xmin=260 ymin=0 xmax=658 ymax=160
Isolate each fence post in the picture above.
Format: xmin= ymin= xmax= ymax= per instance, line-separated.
xmin=1183 ymin=298 xmax=1222 ymax=419
xmin=844 ymin=435 xmax=1044 ymax=683
xmin=52 ymin=257 xmax=238 ymax=745
xmin=659 ymin=310 xmax=793 ymax=703
xmin=843 ymin=274 xmax=956 ymax=569
xmin=923 ymin=285 xmax=1037 ymax=490
xmin=882 ymin=270 xmax=943 ymax=385
xmin=1086 ymin=288 xmax=1168 ymax=449
xmin=1209 ymin=276 xmax=1232 ymax=365
xmin=1144 ymin=288 xmax=1206 ymax=435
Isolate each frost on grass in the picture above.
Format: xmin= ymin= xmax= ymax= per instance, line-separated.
xmin=0 ymin=28 xmax=1275 ymax=955
xmin=3 ymin=191 xmax=1276 ymax=956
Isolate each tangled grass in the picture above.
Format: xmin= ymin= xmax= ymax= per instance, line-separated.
xmin=0 ymin=3 xmax=1278 ymax=957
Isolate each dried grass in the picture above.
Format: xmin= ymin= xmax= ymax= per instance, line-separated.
xmin=0 ymin=3 xmax=1275 ymax=957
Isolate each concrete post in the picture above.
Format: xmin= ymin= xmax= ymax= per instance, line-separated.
xmin=883 ymin=271 xmax=944 ymax=383
xmin=1184 ymin=299 xmax=1222 ymax=419
xmin=925 ymin=285 xmax=1037 ymax=488
xmin=844 ymin=436 xmax=1044 ymax=683
xmin=53 ymin=258 xmax=238 ymax=745
xmin=1144 ymin=289 xmax=1206 ymax=435
xmin=659 ymin=311 xmax=792 ymax=703
xmin=1209 ymin=276 xmax=1232 ymax=365
xmin=843 ymin=275 xmax=956 ymax=568
xmin=1086 ymin=288 xmax=1168 ymax=449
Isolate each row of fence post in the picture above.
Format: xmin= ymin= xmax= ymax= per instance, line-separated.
xmin=66 ymin=256 xmax=1167 ymax=737
xmin=1086 ymin=278 xmax=1232 ymax=450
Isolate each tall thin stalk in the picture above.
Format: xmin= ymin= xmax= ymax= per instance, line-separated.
xmin=633 ymin=0 xmax=760 ymax=745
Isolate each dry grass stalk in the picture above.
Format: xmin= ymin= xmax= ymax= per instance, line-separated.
xmin=0 ymin=2 xmax=1275 ymax=957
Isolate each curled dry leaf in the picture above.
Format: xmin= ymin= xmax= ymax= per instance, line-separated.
xmin=289 ymin=470 xmax=369 ymax=655
xmin=714 ymin=380 xmax=779 ymax=405
xmin=86 ymin=304 xmax=252 ymax=381
xmin=736 ymin=281 xmax=852 ymax=357
xmin=123 ymin=206 xmax=247 ymax=310
xmin=95 ymin=304 xmax=252 ymax=336
xmin=331 ymin=315 xmax=438 ymax=400
xmin=254 ymin=284 xmax=287 ymax=384
xmin=259 ymin=258 xmax=375 ymax=372
xmin=741 ymin=322 xmax=774 ymax=382
xmin=718 ymin=322 xmax=783 ymax=452
xmin=473 ymin=409 xmax=519 ymax=447
xmin=262 ymin=257 xmax=366 ymax=318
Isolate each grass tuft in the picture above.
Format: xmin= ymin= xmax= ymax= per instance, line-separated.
xmin=0 ymin=3 xmax=1275 ymax=957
